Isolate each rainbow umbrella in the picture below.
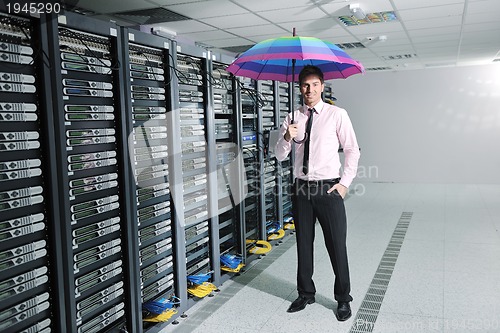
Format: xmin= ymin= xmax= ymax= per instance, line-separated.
xmin=227 ymin=32 xmax=364 ymax=121
xmin=227 ymin=36 xmax=364 ymax=82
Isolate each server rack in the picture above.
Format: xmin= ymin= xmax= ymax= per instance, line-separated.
xmin=238 ymin=77 xmax=261 ymax=260
xmin=258 ymin=81 xmax=279 ymax=243
xmin=212 ymin=55 xmax=245 ymax=280
xmin=120 ymin=29 xmax=181 ymax=331
xmin=45 ymin=12 xmax=135 ymax=333
xmin=0 ymin=10 xmax=65 ymax=333
xmin=170 ymin=42 xmax=220 ymax=309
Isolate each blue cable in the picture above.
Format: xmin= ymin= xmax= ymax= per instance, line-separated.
xmin=187 ymin=271 xmax=212 ymax=285
xmin=220 ymin=254 xmax=242 ymax=269
xmin=142 ymin=296 xmax=180 ymax=315
xmin=266 ymin=221 xmax=281 ymax=234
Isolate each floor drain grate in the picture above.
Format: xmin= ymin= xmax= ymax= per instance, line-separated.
xmin=348 ymin=212 xmax=413 ymax=333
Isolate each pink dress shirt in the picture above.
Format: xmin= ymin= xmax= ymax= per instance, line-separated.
xmin=275 ymin=100 xmax=360 ymax=188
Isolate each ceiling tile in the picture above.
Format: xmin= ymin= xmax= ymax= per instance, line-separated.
xmin=467 ymin=0 xmax=500 ymax=13
xmin=394 ymin=0 xmax=464 ymax=10
xmin=232 ymin=0 xmax=307 ymax=12
xmin=182 ymin=30 xmax=239 ymax=41
xmin=256 ymin=6 xmax=326 ymax=23
xmin=461 ymin=31 xmax=500 ymax=44
xmin=226 ymin=24 xmax=288 ymax=38
xmin=204 ymin=37 xmax=258 ymax=48
xmin=278 ymin=16 xmax=338 ymax=35
xmin=465 ymin=11 xmax=499 ymax=24
xmin=463 ymin=21 xmax=500 ymax=32
xmin=150 ymin=20 xmax=216 ymax=33
xmin=412 ymin=34 xmax=460 ymax=43
xmin=407 ymin=25 xmax=461 ymax=37
xmin=398 ymin=3 xmax=465 ymax=21
xmin=200 ymin=13 xmax=269 ymax=29
xmin=404 ymin=15 xmax=463 ymax=29
xmin=166 ymin=0 xmax=249 ymax=19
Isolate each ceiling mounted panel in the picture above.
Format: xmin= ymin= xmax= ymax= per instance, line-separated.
xmin=73 ymin=0 xmax=158 ymax=14
xmin=115 ymin=7 xmax=190 ymax=24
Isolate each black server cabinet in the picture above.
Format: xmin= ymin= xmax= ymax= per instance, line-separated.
xmin=170 ymin=42 xmax=220 ymax=309
xmin=121 ymin=29 xmax=180 ymax=331
xmin=45 ymin=12 xmax=135 ymax=333
xmin=212 ymin=55 xmax=244 ymax=280
xmin=238 ymin=77 xmax=265 ymax=261
xmin=258 ymin=81 xmax=279 ymax=243
xmin=0 ymin=10 xmax=64 ymax=333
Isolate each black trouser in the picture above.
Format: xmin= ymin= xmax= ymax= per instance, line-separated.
xmin=291 ymin=178 xmax=353 ymax=303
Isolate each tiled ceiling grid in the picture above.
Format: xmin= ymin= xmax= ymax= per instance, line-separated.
xmin=73 ymin=0 xmax=500 ymax=71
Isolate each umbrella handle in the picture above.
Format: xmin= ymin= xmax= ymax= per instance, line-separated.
xmin=291 ymin=58 xmax=296 ymax=123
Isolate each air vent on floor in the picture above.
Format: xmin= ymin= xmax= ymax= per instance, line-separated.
xmin=114 ymin=7 xmax=191 ymax=24
xmin=348 ymin=212 xmax=413 ymax=333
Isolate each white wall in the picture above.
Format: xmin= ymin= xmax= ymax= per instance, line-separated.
xmin=332 ymin=64 xmax=500 ymax=184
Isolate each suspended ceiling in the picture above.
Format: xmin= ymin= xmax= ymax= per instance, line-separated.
xmin=70 ymin=0 xmax=500 ymax=72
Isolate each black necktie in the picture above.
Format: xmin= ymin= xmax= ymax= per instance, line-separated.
xmin=302 ymin=108 xmax=315 ymax=174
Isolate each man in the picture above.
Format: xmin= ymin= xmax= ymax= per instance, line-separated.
xmin=275 ymin=65 xmax=360 ymax=321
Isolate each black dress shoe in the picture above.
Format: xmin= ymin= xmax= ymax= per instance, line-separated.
xmin=287 ymin=295 xmax=315 ymax=313
xmin=336 ymin=302 xmax=352 ymax=321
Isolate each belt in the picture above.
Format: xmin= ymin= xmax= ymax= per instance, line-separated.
xmin=297 ymin=178 xmax=340 ymax=187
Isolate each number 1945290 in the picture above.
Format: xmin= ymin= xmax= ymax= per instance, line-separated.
xmin=6 ymin=2 xmax=62 ymax=14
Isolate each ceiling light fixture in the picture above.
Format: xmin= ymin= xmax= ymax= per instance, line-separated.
xmin=349 ymin=4 xmax=366 ymax=20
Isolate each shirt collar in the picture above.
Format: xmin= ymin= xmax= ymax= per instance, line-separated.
xmin=303 ymin=100 xmax=325 ymax=114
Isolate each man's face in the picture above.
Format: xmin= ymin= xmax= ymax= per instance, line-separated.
xmin=300 ymin=74 xmax=324 ymax=107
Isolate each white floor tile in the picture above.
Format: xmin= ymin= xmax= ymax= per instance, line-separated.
xmin=380 ymin=268 xmax=444 ymax=317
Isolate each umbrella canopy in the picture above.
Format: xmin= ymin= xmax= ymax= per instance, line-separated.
xmin=227 ymin=36 xmax=364 ymax=82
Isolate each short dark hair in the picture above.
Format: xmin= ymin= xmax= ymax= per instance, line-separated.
xmin=299 ymin=65 xmax=324 ymax=85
